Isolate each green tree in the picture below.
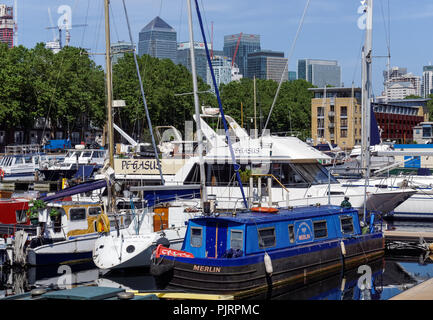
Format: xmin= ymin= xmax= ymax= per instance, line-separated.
xmin=112 ymin=54 xmax=216 ymax=139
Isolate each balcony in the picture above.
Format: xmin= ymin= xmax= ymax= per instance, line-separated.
xmin=328 ymin=123 xmax=335 ymax=128
xmin=328 ymin=111 xmax=335 ymax=117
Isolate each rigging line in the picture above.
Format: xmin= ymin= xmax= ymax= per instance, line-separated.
xmin=262 ymin=0 xmax=311 ymax=135
xmin=159 ymin=0 xmax=164 ymax=17
xmin=177 ymin=0 xmax=184 ymax=44
xmin=41 ymin=0 xmax=81 ymax=142
xmin=109 ymin=1 xmax=121 ymax=43
xmin=121 ymin=0 xmax=165 ymax=185
xmin=199 ymin=0 xmax=212 ymax=48
xmin=79 ymin=0 xmax=91 ymax=48
xmin=92 ymin=0 xmax=104 ymax=58
xmin=193 ymin=0 xmax=248 ymax=209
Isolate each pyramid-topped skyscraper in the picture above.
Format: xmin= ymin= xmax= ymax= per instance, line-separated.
xmin=138 ymin=16 xmax=177 ymax=63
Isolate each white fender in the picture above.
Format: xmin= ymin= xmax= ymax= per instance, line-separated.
xmin=340 ymin=240 xmax=346 ymax=256
xmin=264 ymin=252 xmax=273 ymax=275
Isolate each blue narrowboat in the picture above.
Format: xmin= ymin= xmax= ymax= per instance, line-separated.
xmin=150 ymin=205 xmax=384 ymax=296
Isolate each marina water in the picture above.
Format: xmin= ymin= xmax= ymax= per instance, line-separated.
xmin=1 ymin=218 xmax=432 ymax=300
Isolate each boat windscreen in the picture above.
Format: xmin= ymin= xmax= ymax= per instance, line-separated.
xmin=291 ymin=163 xmax=337 ymax=185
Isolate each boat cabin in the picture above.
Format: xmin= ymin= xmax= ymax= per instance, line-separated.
xmin=0 ymin=199 xmax=31 ymax=237
xmin=0 ymin=154 xmax=41 ymax=180
xmin=182 ymin=205 xmax=363 ymax=258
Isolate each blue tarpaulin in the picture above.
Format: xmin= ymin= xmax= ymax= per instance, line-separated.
xmin=39 ymin=179 xmax=108 ymax=202
xmin=130 ymin=185 xmax=201 ymax=208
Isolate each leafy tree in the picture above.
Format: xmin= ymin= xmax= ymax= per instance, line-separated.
xmin=112 ymin=53 xmax=216 ymax=141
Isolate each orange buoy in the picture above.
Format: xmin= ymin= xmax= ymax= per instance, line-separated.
xmin=251 ymin=207 xmax=279 ymax=213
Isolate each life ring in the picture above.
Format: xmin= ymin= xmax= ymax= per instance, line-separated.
xmin=251 ymin=207 xmax=279 ymax=213
xmin=96 ymin=213 xmax=110 ymax=233
xmin=0 ymin=168 xmax=4 ymax=178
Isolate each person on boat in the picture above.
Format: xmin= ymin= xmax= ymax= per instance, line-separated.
xmin=360 ymin=221 xmax=369 ymax=234
xmin=340 ymin=197 xmax=352 ymax=209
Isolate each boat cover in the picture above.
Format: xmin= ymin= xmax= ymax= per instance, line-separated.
xmin=38 ymin=179 xmax=108 ymax=202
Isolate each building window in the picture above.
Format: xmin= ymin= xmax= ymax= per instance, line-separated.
xmin=340 ymin=129 xmax=348 ymax=138
xmin=313 ymin=220 xmax=328 ymax=239
xmin=340 ymin=216 xmax=354 ymax=234
xmin=317 ymin=106 xmax=324 ymax=117
xmin=258 ymin=227 xmax=276 ymax=249
xmin=341 ymin=106 xmax=347 ymax=117
xmin=190 ymin=227 xmax=203 ymax=247
xmin=230 ymin=230 xmax=243 ymax=250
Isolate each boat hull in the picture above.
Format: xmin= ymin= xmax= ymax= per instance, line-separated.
xmin=151 ymin=233 xmax=384 ymax=297
xmin=27 ymin=233 xmax=99 ymax=266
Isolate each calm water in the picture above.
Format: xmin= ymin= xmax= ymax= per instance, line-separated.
xmin=1 ymin=219 xmax=433 ymax=300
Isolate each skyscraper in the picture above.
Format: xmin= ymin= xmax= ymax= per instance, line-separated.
xmin=111 ymin=41 xmax=134 ymax=64
xmin=138 ymin=16 xmax=177 ymax=63
xmin=177 ymin=41 xmax=209 ymax=81
xmin=423 ymin=65 xmax=433 ymax=98
xmin=382 ymin=66 xmax=421 ymax=100
xmin=223 ymin=33 xmax=260 ymax=77
xmin=298 ymin=59 xmax=341 ymax=87
xmin=247 ymin=50 xmax=288 ymax=82
xmin=207 ymin=55 xmax=232 ymax=92
xmin=0 ymin=4 xmax=14 ymax=48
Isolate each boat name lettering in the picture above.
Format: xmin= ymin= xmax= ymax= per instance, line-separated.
xmin=160 ymin=248 xmax=193 ymax=258
xmin=295 ymin=221 xmax=314 ymax=244
xmin=121 ymin=160 xmax=160 ymax=172
xmin=193 ymin=265 xmax=222 ymax=273
xmin=234 ymin=147 xmax=260 ymax=155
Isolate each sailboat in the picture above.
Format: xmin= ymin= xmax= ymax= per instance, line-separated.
xmin=91 ymin=0 xmax=203 ymax=271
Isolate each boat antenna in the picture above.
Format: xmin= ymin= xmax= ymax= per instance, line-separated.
xmin=193 ymin=0 xmax=248 ymax=209
xmin=121 ymin=0 xmax=165 ymax=185
xmin=186 ymin=0 xmax=207 ymax=207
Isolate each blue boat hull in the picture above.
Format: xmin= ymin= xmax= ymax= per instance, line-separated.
xmin=151 ymin=233 xmax=384 ymax=296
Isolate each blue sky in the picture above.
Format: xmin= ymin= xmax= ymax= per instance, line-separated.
xmin=7 ymin=0 xmax=433 ymax=96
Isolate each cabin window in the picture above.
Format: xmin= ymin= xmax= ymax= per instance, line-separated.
xmin=15 ymin=157 xmax=24 ymax=165
xmin=69 ymin=208 xmax=86 ymax=221
xmin=340 ymin=216 xmax=354 ymax=234
xmin=258 ymin=227 xmax=276 ymax=249
xmin=15 ymin=210 xmax=28 ymax=224
xmin=190 ymin=227 xmax=203 ymax=247
xmin=288 ymin=224 xmax=295 ymax=243
xmin=313 ymin=221 xmax=328 ymax=239
xmin=230 ymin=230 xmax=243 ymax=250
xmin=88 ymin=207 xmax=102 ymax=216
xmin=24 ymin=156 xmax=33 ymax=164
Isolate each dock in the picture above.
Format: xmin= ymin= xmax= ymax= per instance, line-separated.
xmin=390 ymin=278 xmax=433 ymax=300
xmin=384 ymin=230 xmax=433 ymax=243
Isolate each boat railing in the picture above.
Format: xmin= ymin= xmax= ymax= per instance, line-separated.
xmin=5 ymin=145 xmax=42 ymax=155
xmin=249 ymin=174 xmax=290 ymax=207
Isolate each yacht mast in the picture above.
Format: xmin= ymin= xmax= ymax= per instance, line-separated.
xmin=104 ymin=0 xmax=114 ymax=168
xmin=361 ymin=0 xmax=373 ymax=222
xmin=187 ymin=0 xmax=207 ymax=206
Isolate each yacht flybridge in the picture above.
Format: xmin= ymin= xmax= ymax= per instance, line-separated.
xmin=111 ymin=108 xmax=415 ymax=214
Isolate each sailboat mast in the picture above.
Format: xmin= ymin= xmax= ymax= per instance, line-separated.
xmin=187 ymin=0 xmax=207 ymax=206
xmin=104 ymin=0 xmax=114 ymax=168
xmin=361 ymin=0 xmax=373 ymax=222
xmin=361 ymin=0 xmax=373 ymax=172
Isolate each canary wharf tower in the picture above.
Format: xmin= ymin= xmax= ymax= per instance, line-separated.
xmin=138 ymin=16 xmax=177 ymax=63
